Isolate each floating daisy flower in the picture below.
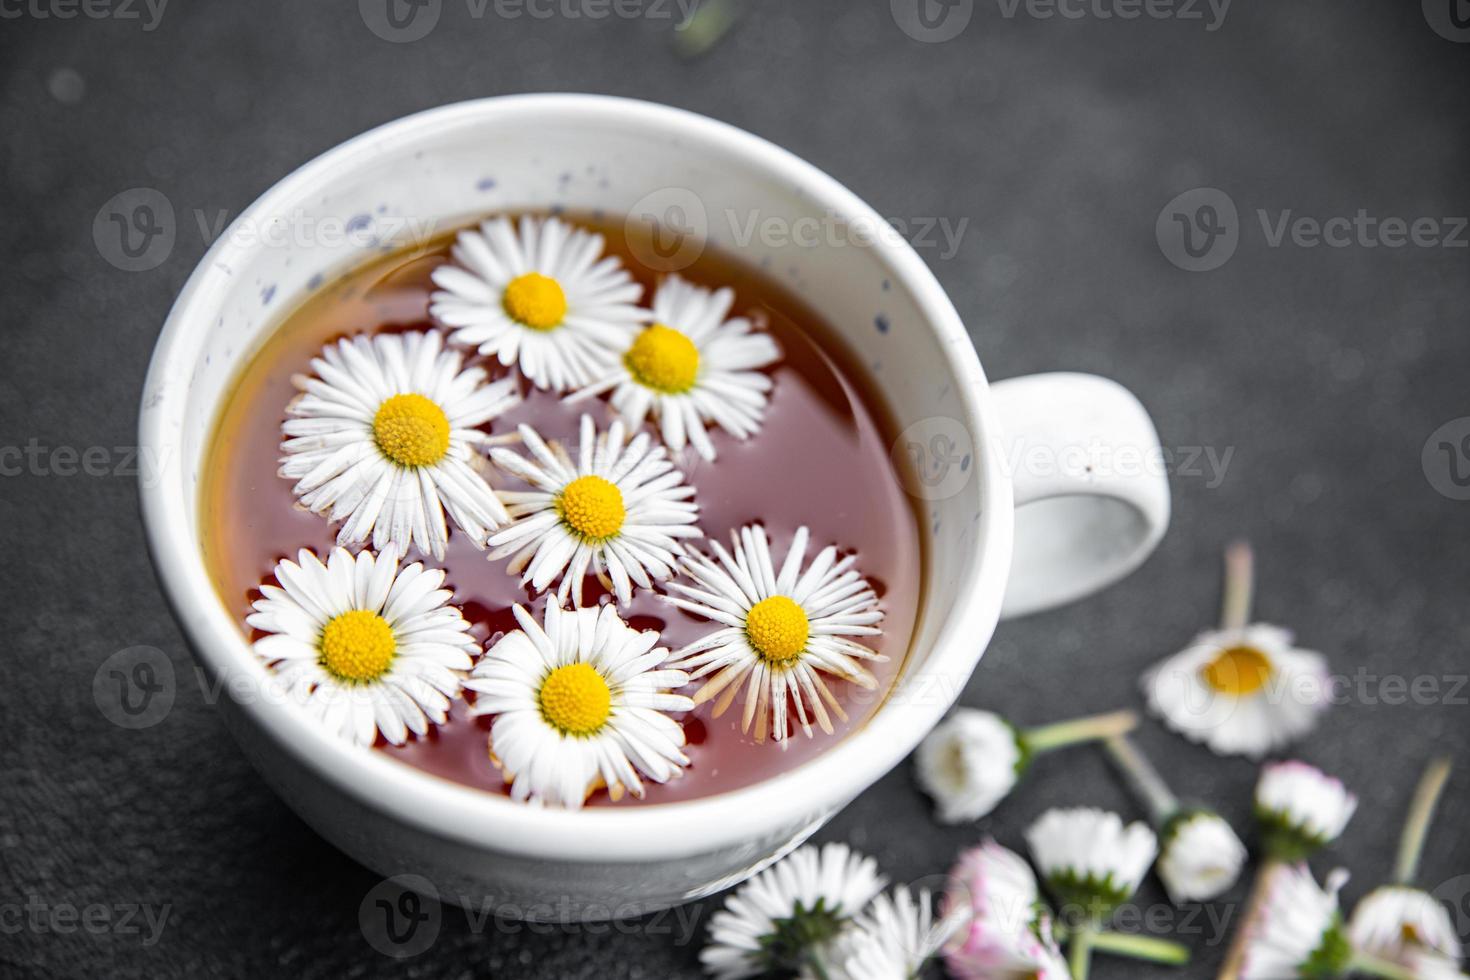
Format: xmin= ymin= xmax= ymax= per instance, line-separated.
xmin=1142 ymin=542 xmax=1330 ymax=758
xmin=430 ymin=214 xmax=647 ymax=391
xmin=1101 ymin=734 xmax=1246 ymax=903
xmin=1238 ymin=864 xmax=1352 ymax=980
xmin=814 ymin=885 xmax=966 ymax=980
xmin=567 ymin=275 xmax=781 ymax=461
xmin=247 ymin=545 xmax=478 ymax=747
xmin=916 ymin=708 xmax=1137 ymax=823
xmin=700 ymin=842 xmax=886 ymax=980
xmin=665 ymin=524 xmax=885 ymax=743
xmin=1256 ymin=760 xmax=1358 ymax=860
xmin=487 ymin=414 xmax=701 ymax=606
xmin=463 ymin=600 xmax=692 ymax=808
xmin=280 ymin=330 xmax=518 ymax=560
xmin=1349 ymin=758 xmax=1463 ymax=975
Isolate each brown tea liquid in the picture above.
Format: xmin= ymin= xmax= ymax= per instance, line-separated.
xmin=200 ymin=213 xmax=924 ymax=806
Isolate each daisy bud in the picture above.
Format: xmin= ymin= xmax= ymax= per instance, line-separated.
xmin=1157 ymin=809 xmax=1249 ymax=904
xmin=943 ymin=840 xmax=1072 ymax=980
xmin=1141 ymin=542 xmax=1330 ymax=759
xmin=1239 ymin=864 xmax=1353 ymax=979
xmin=1102 ymin=734 xmax=1247 ymax=903
xmin=1025 ymin=808 xmax=1158 ymax=921
xmin=1255 ymin=761 xmax=1357 ymax=861
xmin=915 ymin=708 xmax=1137 ymax=823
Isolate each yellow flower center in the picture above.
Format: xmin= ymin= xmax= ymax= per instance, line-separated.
xmin=372 ymin=393 xmax=450 ymax=468
xmin=624 ymin=323 xmax=700 ymax=394
xmin=319 ymin=609 xmax=397 ymax=683
xmin=502 ymin=272 xmax=568 ymax=331
xmin=1202 ymin=645 xmax=1273 ymax=696
xmin=557 ymin=475 xmax=626 ymax=541
xmin=745 ymin=596 xmax=810 ymax=664
xmin=539 ymin=662 xmax=612 ymax=736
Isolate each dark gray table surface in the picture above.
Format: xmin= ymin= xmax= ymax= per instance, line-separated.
xmin=2 ymin=1 xmax=1468 ymax=977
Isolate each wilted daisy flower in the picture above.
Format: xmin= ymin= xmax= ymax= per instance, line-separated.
xmin=430 ymin=214 xmax=648 ymax=391
xmin=463 ymin=600 xmax=692 ymax=808
xmin=567 ymin=275 xmax=781 ymax=461
xmin=248 ymin=545 xmax=478 ymax=747
xmin=666 ymin=524 xmax=886 ymax=743
xmin=1100 ymin=734 xmax=1246 ymax=903
xmin=701 ymin=842 xmax=886 ymax=979
xmin=1142 ymin=543 xmax=1330 ymax=758
xmin=1256 ymin=761 xmax=1358 ymax=861
xmin=280 ymin=331 xmax=519 ymax=560
xmin=916 ymin=708 xmax=1137 ymax=823
xmin=1239 ymin=864 xmax=1352 ymax=980
xmin=487 ymin=414 xmax=701 ymax=606
xmin=1350 ymin=887 xmax=1464 ymax=968
xmin=813 ymin=885 xmax=966 ymax=980
xmin=1026 ymin=808 xmax=1158 ymax=918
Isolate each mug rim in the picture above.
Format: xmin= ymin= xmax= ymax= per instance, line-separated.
xmin=138 ymin=93 xmax=1013 ymax=863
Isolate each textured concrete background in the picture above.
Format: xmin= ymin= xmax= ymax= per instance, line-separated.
xmin=2 ymin=1 xmax=1468 ymax=977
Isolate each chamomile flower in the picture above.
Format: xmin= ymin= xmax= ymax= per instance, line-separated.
xmin=430 ymin=215 xmax=648 ymax=391
xmin=486 ymin=414 xmax=701 ymax=606
xmin=567 ymin=275 xmax=781 ymax=461
xmin=463 ymin=600 xmax=692 ymax=808
xmin=1239 ymin=865 xmax=1352 ymax=980
xmin=665 ymin=525 xmax=886 ymax=743
xmin=247 ymin=546 xmax=478 ymax=747
xmin=1157 ymin=810 xmax=1248 ymax=904
xmin=1142 ymin=543 xmax=1330 ymax=759
xmin=1025 ymin=808 xmax=1157 ymax=918
xmin=1350 ymin=887 xmax=1464 ymax=967
xmin=916 ymin=708 xmax=1138 ymax=823
xmin=1255 ymin=761 xmax=1357 ymax=861
xmin=280 ymin=330 xmax=518 ymax=560
xmin=815 ymin=886 xmax=966 ymax=980
xmin=701 ymin=843 xmax=886 ymax=980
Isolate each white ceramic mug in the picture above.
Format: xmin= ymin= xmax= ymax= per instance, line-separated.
xmin=139 ymin=94 xmax=1169 ymax=919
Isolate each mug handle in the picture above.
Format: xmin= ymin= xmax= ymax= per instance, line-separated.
xmin=989 ymin=372 xmax=1171 ymax=619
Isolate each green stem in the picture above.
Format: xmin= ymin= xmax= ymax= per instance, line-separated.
xmin=1219 ymin=541 xmax=1254 ymax=631
xmin=1069 ymin=924 xmax=1095 ymax=980
xmin=803 ymin=950 xmax=832 ymax=980
xmin=1217 ymin=858 xmax=1283 ymax=980
xmin=1103 ymin=734 xmax=1179 ymax=826
xmin=1394 ymin=756 xmax=1452 ymax=885
xmin=1024 ymin=710 xmax=1139 ymax=754
xmin=1349 ymin=953 xmax=1423 ymax=980
xmin=1090 ymin=931 xmax=1190 ymax=966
